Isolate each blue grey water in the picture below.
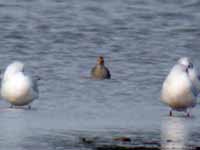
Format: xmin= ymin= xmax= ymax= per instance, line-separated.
xmin=0 ymin=0 xmax=200 ymax=149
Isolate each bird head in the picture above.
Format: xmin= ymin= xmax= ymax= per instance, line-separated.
xmin=178 ymin=57 xmax=193 ymax=73
xmin=97 ymin=56 xmax=104 ymax=65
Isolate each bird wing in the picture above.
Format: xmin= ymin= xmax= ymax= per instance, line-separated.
xmin=24 ymin=73 xmax=39 ymax=100
xmin=188 ymin=68 xmax=200 ymax=95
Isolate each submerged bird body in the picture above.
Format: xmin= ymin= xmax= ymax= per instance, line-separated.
xmin=91 ymin=65 xmax=110 ymax=79
xmin=161 ymin=57 xmax=199 ymax=115
xmin=1 ymin=61 xmax=39 ymax=106
xmin=91 ymin=56 xmax=111 ymax=79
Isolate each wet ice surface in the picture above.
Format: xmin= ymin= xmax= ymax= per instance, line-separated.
xmin=0 ymin=104 xmax=200 ymax=149
xmin=0 ymin=0 xmax=200 ymax=149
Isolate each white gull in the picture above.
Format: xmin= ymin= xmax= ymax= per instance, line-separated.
xmin=1 ymin=61 xmax=39 ymax=109
xmin=161 ymin=57 xmax=200 ymax=116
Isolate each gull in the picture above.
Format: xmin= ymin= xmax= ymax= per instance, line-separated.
xmin=161 ymin=57 xmax=200 ymax=117
xmin=1 ymin=61 xmax=39 ymax=109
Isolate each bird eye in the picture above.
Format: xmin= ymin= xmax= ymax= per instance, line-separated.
xmin=188 ymin=63 xmax=193 ymax=68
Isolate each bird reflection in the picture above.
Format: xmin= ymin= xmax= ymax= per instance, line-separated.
xmin=161 ymin=117 xmax=189 ymax=150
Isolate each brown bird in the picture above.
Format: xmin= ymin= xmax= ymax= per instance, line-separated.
xmin=91 ymin=56 xmax=111 ymax=79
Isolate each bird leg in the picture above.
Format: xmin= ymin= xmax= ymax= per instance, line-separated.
xmin=169 ymin=110 xmax=172 ymax=116
xmin=28 ymin=105 xmax=31 ymax=110
xmin=9 ymin=105 xmax=13 ymax=108
xmin=186 ymin=110 xmax=191 ymax=117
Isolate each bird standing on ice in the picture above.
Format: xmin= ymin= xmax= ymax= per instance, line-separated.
xmin=161 ymin=57 xmax=200 ymax=117
xmin=1 ymin=61 xmax=39 ymax=109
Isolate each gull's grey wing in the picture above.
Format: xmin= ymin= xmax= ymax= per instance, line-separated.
xmin=29 ymin=75 xmax=40 ymax=99
xmin=188 ymin=68 xmax=200 ymax=95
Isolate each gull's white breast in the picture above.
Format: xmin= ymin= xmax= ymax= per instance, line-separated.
xmin=1 ymin=72 xmax=34 ymax=106
xmin=161 ymin=66 xmax=196 ymax=110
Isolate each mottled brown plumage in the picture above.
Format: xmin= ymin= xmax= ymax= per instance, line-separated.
xmin=91 ymin=56 xmax=111 ymax=79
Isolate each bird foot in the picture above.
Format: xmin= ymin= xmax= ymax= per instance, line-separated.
xmin=186 ymin=112 xmax=190 ymax=117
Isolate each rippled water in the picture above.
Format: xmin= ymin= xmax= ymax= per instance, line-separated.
xmin=0 ymin=0 xmax=200 ymax=149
